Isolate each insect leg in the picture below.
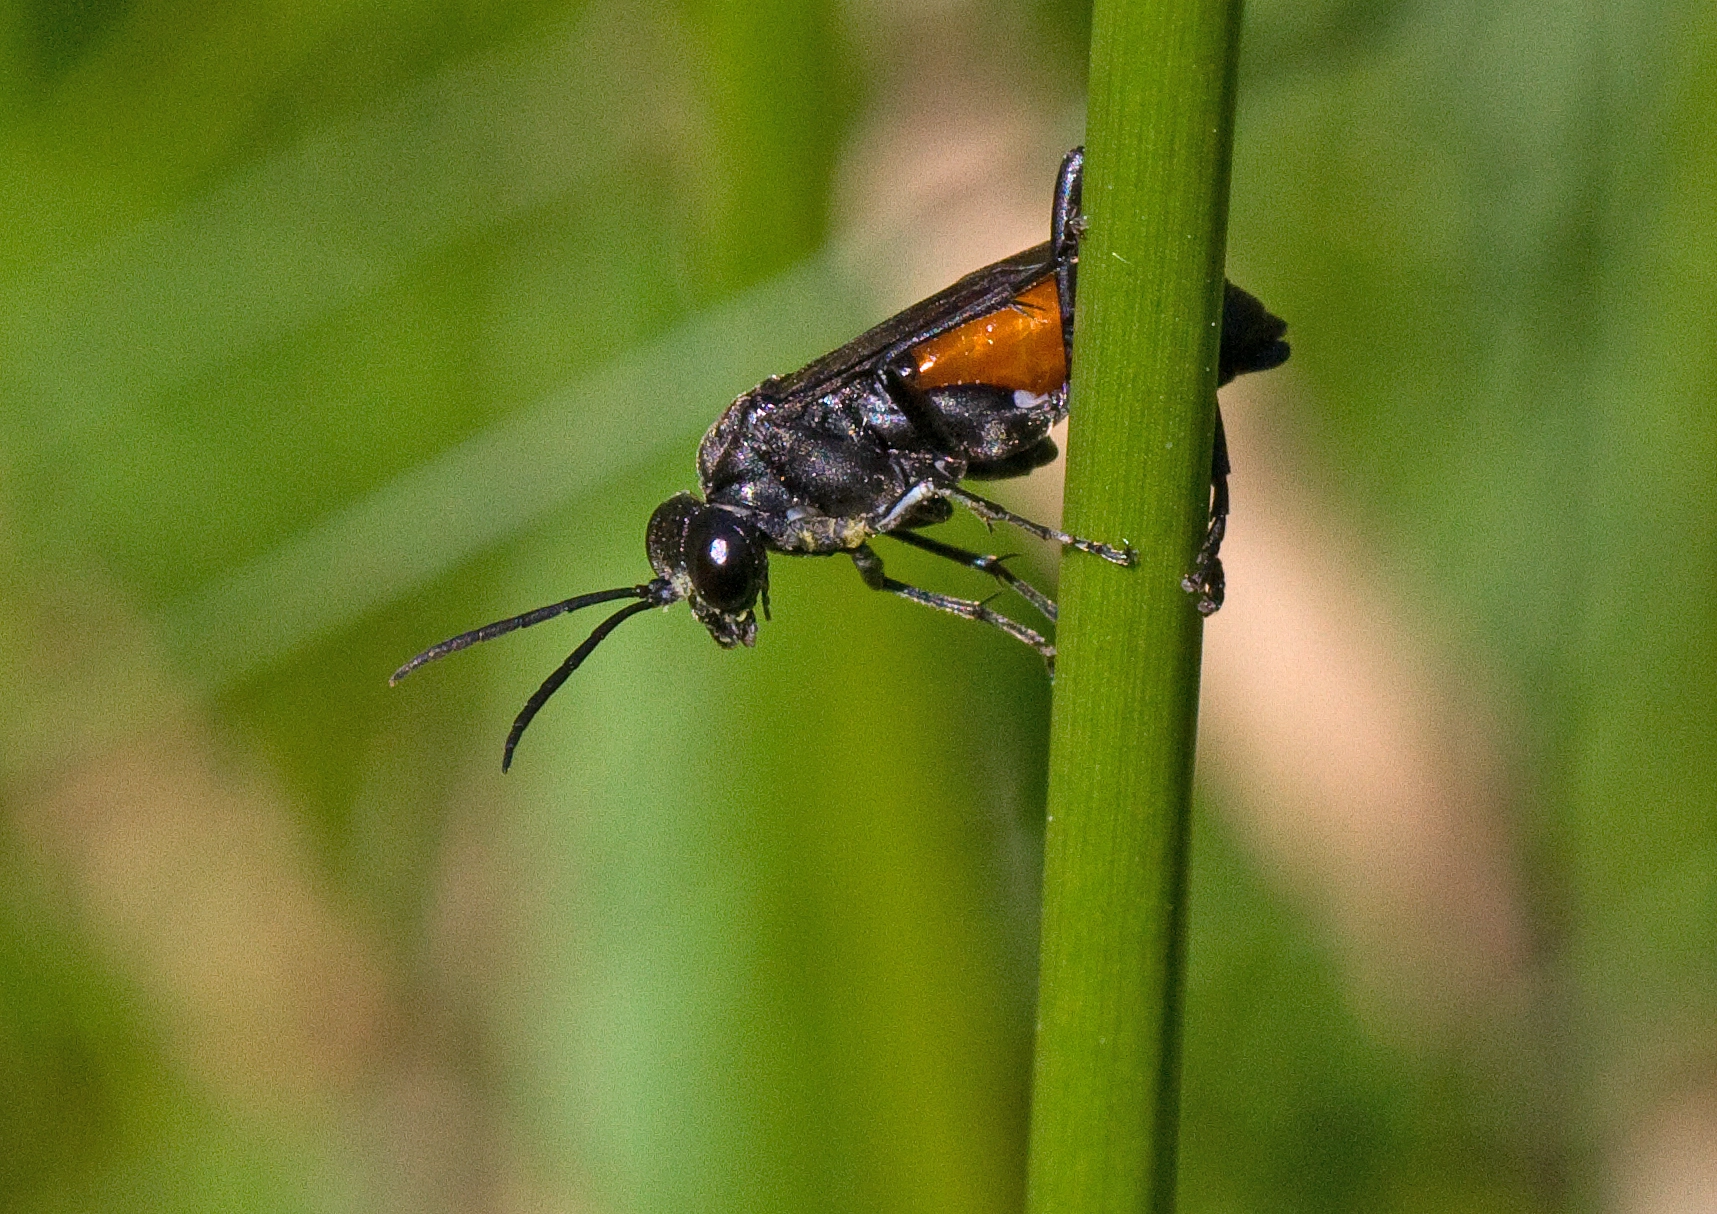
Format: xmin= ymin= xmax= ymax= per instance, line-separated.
xmin=1048 ymin=147 xmax=1232 ymax=613
xmin=851 ymin=543 xmax=1055 ymax=663
xmin=1052 ymin=146 xmax=1084 ymax=364
xmin=875 ymin=479 xmax=943 ymax=531
xmin=945 ymin=487 xmax=1134 ymax=567
xmin=885 ymin=529 xmax=1057 ymax=623
xmin=1181 ymin=405 xmax=1229 ymax=615
xmin=878 ymin=363 xmax=964 ymax=454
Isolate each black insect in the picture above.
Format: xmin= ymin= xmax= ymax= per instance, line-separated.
xmin=393 ymin=147 xmax=1289 ymax=770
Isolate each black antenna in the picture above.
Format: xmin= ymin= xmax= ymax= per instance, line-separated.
xmin=502 ymin=598 xmax=658 ymax=771
xmin=390 ymin=584 xmax=661 ymax=686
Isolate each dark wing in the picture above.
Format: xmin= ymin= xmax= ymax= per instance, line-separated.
xmin=763 ymin=243 xmax=1057 ymax=401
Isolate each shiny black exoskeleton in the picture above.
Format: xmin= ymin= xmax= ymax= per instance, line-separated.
xmin=393 ymin=147 xmax=1289 ymax=770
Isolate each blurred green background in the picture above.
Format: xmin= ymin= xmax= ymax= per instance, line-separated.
xmin=2 ymin=0 xmax=1714 ymax=1211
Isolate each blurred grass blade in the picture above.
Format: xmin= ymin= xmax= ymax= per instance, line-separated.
xmin=1026 ymin=0 xmax=1244 ymax=1211
xmin=1 ymin=8 xmax=674 ymax=440
xmin=156 ymin=254 xmax=870 ymax=689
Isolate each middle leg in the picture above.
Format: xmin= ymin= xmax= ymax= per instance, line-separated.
xmin=945 ymin=486 xmax=1135 ymax=567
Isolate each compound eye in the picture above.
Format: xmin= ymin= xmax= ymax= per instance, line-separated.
xmin=687 ymin=511 xmax=760 ymax=612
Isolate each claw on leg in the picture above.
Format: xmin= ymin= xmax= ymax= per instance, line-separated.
xmin=1181 ymin=514 xmax=1226 ymax=616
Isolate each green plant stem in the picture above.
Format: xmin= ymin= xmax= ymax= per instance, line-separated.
xmin=1024 ymin=2 xmax=1244 ymax=1212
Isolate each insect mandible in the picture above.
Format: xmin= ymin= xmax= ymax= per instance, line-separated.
xmin=392 ymin=147 xmax=1291 ymax=770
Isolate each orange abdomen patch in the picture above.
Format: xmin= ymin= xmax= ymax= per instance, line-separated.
xmin=908 ymin=274 xmax=1066 ymax=396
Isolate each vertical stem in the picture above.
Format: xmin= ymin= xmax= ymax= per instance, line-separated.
xmin=1024 ymin=1 xmax=1244 ymax=1212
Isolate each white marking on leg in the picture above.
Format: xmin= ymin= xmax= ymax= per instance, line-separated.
xmin=877 ymin=481 xmax=941 ymax=531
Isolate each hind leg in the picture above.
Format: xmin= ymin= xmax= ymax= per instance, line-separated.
xmin=1052 ymin=146 xmax=1084 ymax=368
xmin=1054 ymin=145 xmax=1235 ymax=614
xmin=1181 ymin=407 xmax=1229 ymax=615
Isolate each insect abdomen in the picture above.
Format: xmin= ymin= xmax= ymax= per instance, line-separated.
xmin=907 ymin=274 xmax=1065 ymax=396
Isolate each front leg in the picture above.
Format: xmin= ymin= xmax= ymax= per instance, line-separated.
xmin=851 ymin=543 xmax=1055 ymax=665
xmin=886 ymin=529 xmax=1058 ymax=622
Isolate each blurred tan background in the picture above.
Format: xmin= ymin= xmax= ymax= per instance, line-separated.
xmin=2 ymin=0 xmax=1714 ymax=1211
